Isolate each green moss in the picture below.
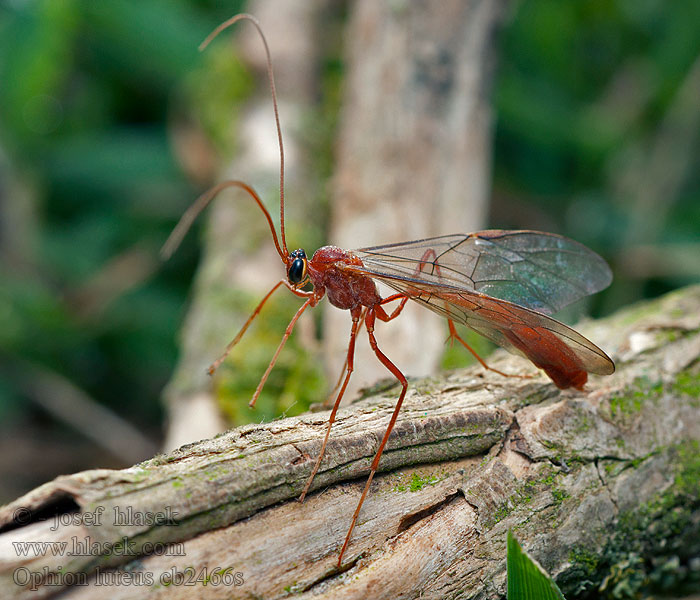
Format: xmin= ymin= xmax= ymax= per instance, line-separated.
xmin=563 ymin=441 xmax=700 ymax=597
xmin=204 ymin=469 xmax=220 ymax=482
xmin=657 ymin=329 xmax=681 ymax=343
xmin=672 ymin=369 xmax=700 ymax=398
xmin=126 ymin=468 xmax=150 ymax=481
xmin=148 ymin=454 xmax=168 ymax=466
xmin=409 ymin=473 xmax=439 ymax=491
xmin=551 ymin=488 xmax=569 ymax=505
xmin=523 ymin=471 xmax=569 ymax=506
xmin=393 ymin=471 xmax=443 ymax=493
xmin=538 ymin=473 xmax=557 ymax=487
xmin=613 ymin=298 xmax=663 ymax=327
xmin=492 ymin=503 xmax=514 ymax=524
xmin=412 ymin=380 xmax=439 ymax=396
xmin=486 ymin=470 xmax=566 ymax=527
xmin=573 ymin=413 xmax=592 ymax=434
xmin=607 ymin=376 xmax=663 ymax=420
xmin=674 ymin=440 xmax=700 ymax=497
xmin=569 ymin=546 xmax=599 ymax=576
xmin=608 ymin=395 xmax=642 ymax=418
xmin=283 ymin=582 xmax=303 ymax=594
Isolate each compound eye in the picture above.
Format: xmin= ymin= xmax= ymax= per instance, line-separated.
xmin=288 ymin=257 xmax=307 ymax=284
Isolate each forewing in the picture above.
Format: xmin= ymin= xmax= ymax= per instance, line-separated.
xmin=372 ymin=278 xmax=614 ymax=377
xmin=355 ymin=230 xmax=612 ymax=314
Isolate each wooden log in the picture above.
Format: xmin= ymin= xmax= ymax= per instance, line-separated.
xmin=1 ymin=285 xmax=699 ymax=599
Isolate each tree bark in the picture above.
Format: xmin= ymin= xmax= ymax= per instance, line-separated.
xmin=2 ymin=285 xmax=699 ymax=599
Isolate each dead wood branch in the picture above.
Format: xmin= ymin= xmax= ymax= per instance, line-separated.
xmin=1 ymin=285 xmax=699 ymax=599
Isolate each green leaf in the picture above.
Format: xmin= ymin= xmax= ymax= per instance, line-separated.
xmin=507 ymin=530 xmax=566 ymax=600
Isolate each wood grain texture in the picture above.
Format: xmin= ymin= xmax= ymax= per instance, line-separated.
xmin=1 ymin=285 xmax=699 ymax=599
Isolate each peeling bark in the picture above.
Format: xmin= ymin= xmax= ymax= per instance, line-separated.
xmin=1 ymin=285 xmax=699 ymax=599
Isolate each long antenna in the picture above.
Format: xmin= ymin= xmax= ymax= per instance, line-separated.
xmin=160 ymin=180 xmax=285 ymax=261
xmin=200 ymin=13 xmax=289 ymax=256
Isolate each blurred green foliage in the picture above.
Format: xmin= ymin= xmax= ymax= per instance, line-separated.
xmin=0 ymin=0 xmax=698 ymax=480
xmin=0 ymin=0 xmax=244 ymax=433
xmin=215 ymin=295 xmax=326 ymax=425
xmin=492 ymin=0 xmax=700 ymax=313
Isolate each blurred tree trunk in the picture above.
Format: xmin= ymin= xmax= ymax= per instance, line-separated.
xmin=163 ymin=0 xmax=326 ymax=450
xmin=325 ymin=0 xmax=508 ymax=399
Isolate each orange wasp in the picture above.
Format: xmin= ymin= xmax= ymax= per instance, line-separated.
xmin=163 ymin=14 xmax=615 ymax=567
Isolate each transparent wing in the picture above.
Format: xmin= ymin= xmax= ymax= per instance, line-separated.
xmin=354 ymin=230 xmax=612 ymax=315
xmin=365 ymin=278 xmax=615 ymax=387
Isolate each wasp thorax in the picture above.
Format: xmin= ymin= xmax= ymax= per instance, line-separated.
xmin=287 ymin=249 xmax=307 ymax=284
